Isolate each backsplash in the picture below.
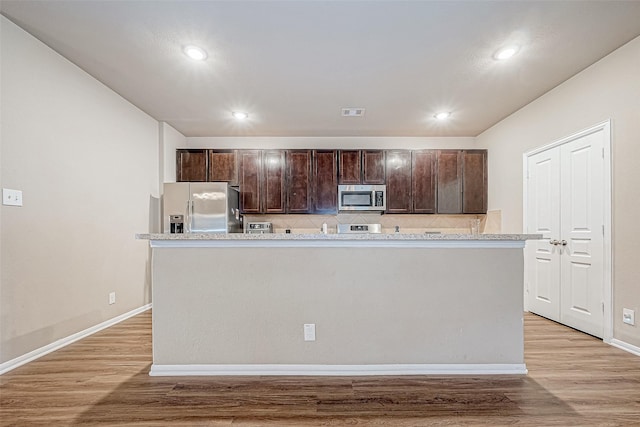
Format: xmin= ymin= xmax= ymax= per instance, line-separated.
xmin=243 ymin=211 xmax=502 ymax=234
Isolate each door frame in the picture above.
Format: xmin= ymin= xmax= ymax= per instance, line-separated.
xmin=522 ymin=120 xmax=612 ymax=343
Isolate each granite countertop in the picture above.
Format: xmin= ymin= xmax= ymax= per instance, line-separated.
xmin=136 ymin=232 xmax=541 ymax=241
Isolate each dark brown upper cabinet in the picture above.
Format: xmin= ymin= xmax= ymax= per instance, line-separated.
xmin=239 ymin=149 xmax=286 ymax=214
xmin=313 ymin=150 xmax=338 ymax=214
xmin=362 ymin=150 xmax=385 ymax=184
xmin=208 ymin=150 xmax=238 ymax=185
xmin=287 ymin=150 xmax=313 ymax=213
xmin=338 ymin=150 xmax=361 ymax=184
xmin=462 ymin=150 xmax=488 ymax=214
xmin=386 ymin=150 xmax=437 ymax=214
xmin=412 ymin=150 xmax=437 ymax=214
xmin=436 ymin=149 xmax=488 ymax=214
xmin=263 ymin=150 xmax=286 ymax=213
xmin=437 ymin=150 xmax=463 ymax=214
xmin=176 ymin=149 xmax=208 ymax=182
xmin=338 ymin=150 xmax=385 ymax=184
xmin=385 ymin=150 xmax=412 ymax=213
xmin=238 ymin=150 xmax=262 ymax=214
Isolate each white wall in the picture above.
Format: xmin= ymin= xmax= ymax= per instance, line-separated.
xmin=186 ymin=136 xmax=480 ymax=151
xmin=160 ymin=122 xmax=186 ymax=184
xmin=0 ymin=17 xmax=160 ymax=363
xmin=477 ymin=36 xmax=640 ymax=348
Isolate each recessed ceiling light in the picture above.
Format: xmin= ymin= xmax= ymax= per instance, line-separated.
xmin=493 ymin=46 xmax=519 ymax=61
xmin=434 ymin=112 xmax=451 ymax=120
xmin=183 ymin=45 xmax=207 ymax=61
xmin=232 ymin=111 xmax=248 ymax=120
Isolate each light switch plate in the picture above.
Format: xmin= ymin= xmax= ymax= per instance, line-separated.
xmin=623 ymin=308 xmax=635 ymax=326
xmin=2 ymin=188 xmax=23 ymax=206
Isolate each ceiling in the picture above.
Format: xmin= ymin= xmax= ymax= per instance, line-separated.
xmin=2 ymin=1 xmax=640 ymax=138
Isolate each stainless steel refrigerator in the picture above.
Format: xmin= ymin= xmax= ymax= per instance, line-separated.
xmin=162 ymin=182 xmax=242 ymax=233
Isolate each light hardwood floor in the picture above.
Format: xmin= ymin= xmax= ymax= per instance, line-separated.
xmin=1 ymin=311 xmax=639 ymax=426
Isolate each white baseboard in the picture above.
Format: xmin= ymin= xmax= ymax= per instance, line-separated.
xmin=610 ymin=338 xmax=640 ymax=357
xmin=0 ymin=303 xmax=152 ymax=375
xmin=149 ymin=363 xmax=528 ymax=376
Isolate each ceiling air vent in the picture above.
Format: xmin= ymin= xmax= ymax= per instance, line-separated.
xmin=341 ymin=108 xmax=366 ymax=117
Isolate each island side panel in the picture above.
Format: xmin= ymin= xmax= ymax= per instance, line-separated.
xmin=151 ymin=246 xmax=524 ymax=366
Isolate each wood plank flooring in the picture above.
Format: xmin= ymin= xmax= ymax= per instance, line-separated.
xmin=1 ymin=311 xmax=639 ymax=426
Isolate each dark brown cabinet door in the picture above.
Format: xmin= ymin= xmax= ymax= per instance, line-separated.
xmin=313 ymin=150 xmax=338 ymax=213
xmin=263 ymin=150 xmax=286 ymax=213
xmin=338 ymin=150 xmax=361 ymax=184
xmin=462 ymin=150 xmax=488 ymax=213
xmin=339 ymin=150 xmax=385 ymax=184
xmin=176 ymin=149 xmax=207 ymax=182
xmin=362 ymin=150 xmax=386 ymax=184
xmin=208 ymin=150 xmax=238 ymax=184
xmin=437 ymin=150 xmax=462 ymax=214
xmin=287 ymin=150 xmax=312 ymax=213
xmin=239 ymin=150 xmax=262 ymax=213
xmin=385 ymin=150 xmax=412 ymax=213
xmin=412 ymin=150 xmax=437 ymax=214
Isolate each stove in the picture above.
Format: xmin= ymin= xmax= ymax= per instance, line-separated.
xmin=245 ymin=222 xmax=273 ymax=234
xmin=337 ymin=224 xmax=382 ymax=234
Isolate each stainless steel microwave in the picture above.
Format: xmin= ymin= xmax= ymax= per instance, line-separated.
xmin=338 ymin=185 xmax=386 ymax=211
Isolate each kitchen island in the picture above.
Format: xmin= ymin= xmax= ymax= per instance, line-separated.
xmin=137 ymin=233 xmax=539 ymax=376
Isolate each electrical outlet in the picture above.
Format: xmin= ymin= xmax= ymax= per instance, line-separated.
xmin=109 ymin=292 xmax=116 ymax=305
xmin=623 ymin=308 xmax=635 ymax=326
xmin=304 ymin=324 xmax=316 ymax=341
xmin=2 ymin=188 xmax=23 ymax=206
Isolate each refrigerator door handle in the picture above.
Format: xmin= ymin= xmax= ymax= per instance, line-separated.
xmin=186 ymin=200 xmax=193 ymax=233
xmin=190 ymin=200 xmax=194 ymax=232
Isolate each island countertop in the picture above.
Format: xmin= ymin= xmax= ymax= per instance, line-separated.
xmin=137 ymin=232 xmax=540 ymax=242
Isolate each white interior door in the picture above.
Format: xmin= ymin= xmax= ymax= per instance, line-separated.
xmin=525 ymin=126 xmax=606 ymax=338
xmin=526 ymin=149 xmax=561 ymax=321
xmin=559 ymin=132 xmax=604 ymax=337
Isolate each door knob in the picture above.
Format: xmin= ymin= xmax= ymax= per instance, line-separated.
xmin=560 ymin=240 xmax=568 ymax=246
xmin=550 ymin=239 xmax=559 ymax=246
